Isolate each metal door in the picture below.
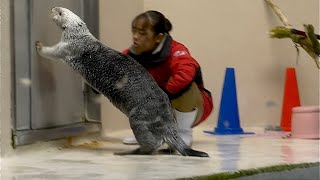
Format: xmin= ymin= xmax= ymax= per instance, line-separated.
xmin=12 ymin=0 xmax=101 ymax=146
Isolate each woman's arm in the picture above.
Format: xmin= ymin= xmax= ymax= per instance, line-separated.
xmin=163 ymin=44 xmax=200 ymax=99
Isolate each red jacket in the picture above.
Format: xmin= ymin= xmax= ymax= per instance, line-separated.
xmin=123 ymin=37 xmax=213 ymax=125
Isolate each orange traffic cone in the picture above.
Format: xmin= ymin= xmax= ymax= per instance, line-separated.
xmin=280 ymin=68 xmax=301 ymax=132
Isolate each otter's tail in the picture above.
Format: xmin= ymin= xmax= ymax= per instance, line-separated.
xmin=164 ymin=129 xmax=209 ymax=157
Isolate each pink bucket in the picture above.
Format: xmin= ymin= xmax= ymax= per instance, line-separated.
xmin=291 ymin=106 xmax=320 ymax=139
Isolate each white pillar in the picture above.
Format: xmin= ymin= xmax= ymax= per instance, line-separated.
xmin=0 ymin=0 xmax=14 ymax=157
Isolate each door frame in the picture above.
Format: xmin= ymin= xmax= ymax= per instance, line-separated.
xmin=12 ymin=0 xmax=101 ymax=147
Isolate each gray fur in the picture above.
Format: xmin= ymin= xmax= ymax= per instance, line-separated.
xmin=35 ymin=7 xmax=208 ymax=157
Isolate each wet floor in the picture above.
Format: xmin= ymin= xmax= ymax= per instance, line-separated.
xmin=1 ymin=126 xmax=319 ymax=180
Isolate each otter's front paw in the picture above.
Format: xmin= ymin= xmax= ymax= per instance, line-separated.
xmin=35 ymin=41 xmax=43 ymax=52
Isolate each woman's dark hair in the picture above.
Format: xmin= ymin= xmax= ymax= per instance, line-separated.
xmin=132 ymin=10 xmax=172 ymax=34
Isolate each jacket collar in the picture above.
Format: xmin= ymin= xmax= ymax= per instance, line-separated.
xmin=128 ymin=34 xmax=172 ymax=68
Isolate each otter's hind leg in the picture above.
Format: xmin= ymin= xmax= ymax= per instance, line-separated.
xmin=114 ymin=148 xmax=144 ymax=155
xmin=114 ymin=131 xmax=163 ymax=156
xmin=158 ymin=148 xmax=177 ymax=155
xmin=114 ymin=147 xmax=154 ymax=156
xmin=114 ymin=134 xmax=162 ymax=156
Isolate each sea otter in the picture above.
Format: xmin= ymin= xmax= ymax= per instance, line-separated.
xmin=35 ymin=7 xmax=209 ymax=157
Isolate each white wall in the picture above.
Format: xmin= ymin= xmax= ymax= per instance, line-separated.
xmin=143 ymin=0 xmax=319 ymax=128
xmin=99 ymin=0 xmax=143 ymax=135
xmin=99 ymin=0 xmax=319 ymax=134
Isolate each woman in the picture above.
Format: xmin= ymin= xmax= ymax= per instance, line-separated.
xmin=122 ymin=10 xmax=213 ymax=146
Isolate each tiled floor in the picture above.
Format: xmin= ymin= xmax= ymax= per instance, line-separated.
xmin=1 ymin=125 xmax=319 ymax=180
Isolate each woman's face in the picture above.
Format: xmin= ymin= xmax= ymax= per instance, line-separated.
xmin=131 ymin=17 xmax=162 ymax=54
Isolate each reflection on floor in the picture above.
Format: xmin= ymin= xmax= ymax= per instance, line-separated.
xmin=1 ymin=125 xmax=319 ymax=180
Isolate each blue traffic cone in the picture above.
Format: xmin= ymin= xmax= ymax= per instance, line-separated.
xmin=204 ymin=67 xmax=254 ymax=135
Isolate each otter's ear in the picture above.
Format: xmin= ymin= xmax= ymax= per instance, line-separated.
xmin=77 ymin=22 xmax=85 ymax=27
xmin=62 ymin=24 xmax=67 ymax=30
